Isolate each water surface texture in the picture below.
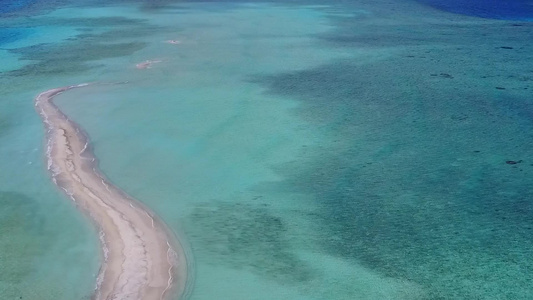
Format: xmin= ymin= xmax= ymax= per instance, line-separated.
xmin=1 ymin=0 xmax=533 ymax=299
xmin=417 ymin=0 xmax=533 ymax=20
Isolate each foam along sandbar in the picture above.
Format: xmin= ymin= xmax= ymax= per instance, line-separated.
xmin=136 ymin=60 xmax=162 ymax=69
xmin=35 ymin=84 xmax=187 ymax=300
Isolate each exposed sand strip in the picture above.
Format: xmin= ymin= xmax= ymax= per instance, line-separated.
xmin=35 ymin=84 xmax=189 ymax=300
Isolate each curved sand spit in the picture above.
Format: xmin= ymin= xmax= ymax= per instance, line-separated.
xmin=35 ymin=84 xmax=189 ymax=300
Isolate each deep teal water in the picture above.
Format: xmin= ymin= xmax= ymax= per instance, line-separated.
xmin=0 ymin=0 xmax=36 ymax=13
xmin=417 ymin=0 xmax=533 ymax=20
xmin=0 ymin=28 xmax=27 ymax=46
xmin=253 ymin=9 xmax=533 ymax=298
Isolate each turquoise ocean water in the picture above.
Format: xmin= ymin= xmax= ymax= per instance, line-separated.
xmin=1 ymin=0 xmax=532 ymax=299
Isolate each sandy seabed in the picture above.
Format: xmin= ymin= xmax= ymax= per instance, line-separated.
xmin=35 ymin=84 xmax=188 ymax=300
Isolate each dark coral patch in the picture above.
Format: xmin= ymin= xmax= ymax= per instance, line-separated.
xmin=185 ymin=202 xmax=315 ymax=284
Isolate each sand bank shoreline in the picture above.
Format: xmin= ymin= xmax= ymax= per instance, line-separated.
xmin=35 ymin=84 xmax=189 ymax=300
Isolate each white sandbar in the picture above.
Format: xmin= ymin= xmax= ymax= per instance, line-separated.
xmin=35 ymin=84 xmax=188 ymax=300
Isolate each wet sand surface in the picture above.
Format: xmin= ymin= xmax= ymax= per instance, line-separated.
xmin=136 ymin=60 xmax=162 ymax=69
xmin=35 ymin=84 xmax=188 ymax=300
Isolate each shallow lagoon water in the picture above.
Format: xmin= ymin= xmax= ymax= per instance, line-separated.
xmin=1 ymin=0 xmax=533 ymax=299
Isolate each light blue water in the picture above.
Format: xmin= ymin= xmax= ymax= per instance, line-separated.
xmin=1 ymin=0 xmax=533 ymax=299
